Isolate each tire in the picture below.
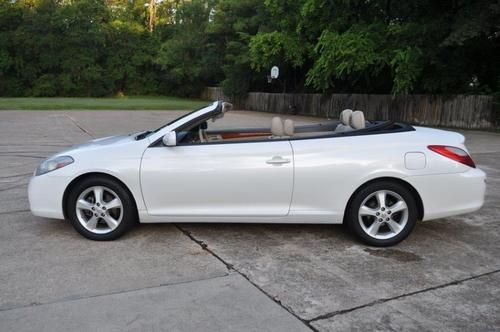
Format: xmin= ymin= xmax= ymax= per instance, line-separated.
xmin=346 ymin=181 xmax=418 ymax=247
xmin=67 ymin=176 xmax=137 ymax=240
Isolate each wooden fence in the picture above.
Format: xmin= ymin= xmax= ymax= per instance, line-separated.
xmin=202 ymin=87 xmax=499 ymax=129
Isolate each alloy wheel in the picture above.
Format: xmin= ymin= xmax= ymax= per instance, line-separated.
xmin=357 ymin=190 xmax=409 ymax=240
xmin=75 ymin=186 xmax=123 ymax=235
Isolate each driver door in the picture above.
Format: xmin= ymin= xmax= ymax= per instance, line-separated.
xmin=140 ymin=140 xmax=293 ymax=216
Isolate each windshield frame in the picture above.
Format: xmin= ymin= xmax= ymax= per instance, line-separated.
xmin=146 ymin=101 xmax=221 ymax=147
xmin=152 ymin=105 xmax=210 ymax=133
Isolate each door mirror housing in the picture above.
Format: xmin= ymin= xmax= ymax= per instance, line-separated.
xmin=163 ymin=131 xmax=177 ymax=147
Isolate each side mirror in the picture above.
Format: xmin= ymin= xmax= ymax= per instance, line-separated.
xmin=162 ymin=131 xmax=177 ymax=147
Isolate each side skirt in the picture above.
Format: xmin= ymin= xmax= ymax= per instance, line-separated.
xmin=138 ymin=210 xmax=343 ymax=224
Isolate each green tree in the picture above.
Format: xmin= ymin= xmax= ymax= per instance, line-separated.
xmin=249 ymin=0 xmax=500 ymax=94
xmin=0 ymin=0 xmax=499 ymax=97
xmin=0 ymin=1 xmax=24 ymax=95
xmin=155 ymin=0 xmax=216 ymax=96
xmin=209 ymin=0 xmax=268 ymax=97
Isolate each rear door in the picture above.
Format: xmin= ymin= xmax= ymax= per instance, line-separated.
xmin=140 ymin=140 xmax=294 ymax=216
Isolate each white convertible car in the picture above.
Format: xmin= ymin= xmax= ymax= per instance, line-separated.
xmin=28 ymin=101 xmax=486 ymax=246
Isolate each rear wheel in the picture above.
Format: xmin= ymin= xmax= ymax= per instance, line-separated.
xmin=346 ymin=181 xmax=418 ymax=246
xmin=67 ymin=176 xmax=137 ymax=240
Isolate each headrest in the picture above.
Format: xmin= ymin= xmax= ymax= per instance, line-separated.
xmin=271 ymin=116 xmax=284 ymax=136
xmin=283 ymin=119 xmax=294 ymax=136
xmin=222 ymin=102 xmax=233 ymax=113
xmin=351 ymin=111 xmax=366 ymax=129
xmin=339 ymin=109 xmax=353 ymax=125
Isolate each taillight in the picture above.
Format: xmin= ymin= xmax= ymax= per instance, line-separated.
xmin=427 ymin=145 xmax=476 ymax=168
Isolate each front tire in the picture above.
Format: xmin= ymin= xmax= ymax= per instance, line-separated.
xmin=346 ymin=181 xmax=418 ymax=246
xmin=67 ymin=176 xmax=137 ymax=240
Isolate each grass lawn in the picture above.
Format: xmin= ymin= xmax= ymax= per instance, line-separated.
xmin=0 ymin=96 xmax=210 ymax=110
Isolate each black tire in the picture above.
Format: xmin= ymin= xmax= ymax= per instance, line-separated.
xmin=67 ymin=176 xmax=137 ymax=241
xmin=346 ymin=180 xmax=418 ymax=247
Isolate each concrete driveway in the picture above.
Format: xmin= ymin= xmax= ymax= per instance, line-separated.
xmin=0 ymin=110 xmax=499 ymax=331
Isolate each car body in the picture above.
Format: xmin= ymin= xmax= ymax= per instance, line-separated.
xmin=28 ymin=101 xmax=486 ymax=245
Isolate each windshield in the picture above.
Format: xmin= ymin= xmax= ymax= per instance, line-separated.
xmin=153 ymin=105 xmax=209 ymax=133
xmin=134 ymin=105 xmax=211 ymax=140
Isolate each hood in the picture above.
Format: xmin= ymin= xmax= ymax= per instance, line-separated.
xmin=54 ymin=134 xmax=137 ymax=157
xmin=76 ymin=134 xmax=134 ymax=148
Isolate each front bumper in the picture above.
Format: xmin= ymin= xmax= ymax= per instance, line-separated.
xmin=406 ymin=168 xmax=487 ymax=221
xmin=28 ymin=174 xmax=70 ymax=219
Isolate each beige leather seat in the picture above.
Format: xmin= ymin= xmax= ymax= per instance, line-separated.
xmin=271 ymin=116 xmax=284 ymax=138
xmin=350 ymin=110 xmax=366 ymax=129
xmin=335 ymin=109 xmax=353 ymax=132
xmin=284 ymin=119 xmax=294 ymax=136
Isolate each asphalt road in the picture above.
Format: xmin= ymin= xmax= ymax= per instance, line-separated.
xmin=0 ymin=110 xmax=499 ymax=331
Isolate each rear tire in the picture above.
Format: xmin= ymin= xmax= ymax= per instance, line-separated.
xmin=346 ymin=181 xmax=418 ymax=246
xmin=67 ymin=176 xmax=137 ymax=241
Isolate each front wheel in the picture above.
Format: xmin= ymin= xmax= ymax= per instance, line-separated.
xmin=346 ymin=181 xmax=418 ymax=246
xmin=67 ymin=176 xmax=137 ymax=240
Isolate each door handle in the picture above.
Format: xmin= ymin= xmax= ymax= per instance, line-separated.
xmin=266 ymin=156 xmax=291 ymax=165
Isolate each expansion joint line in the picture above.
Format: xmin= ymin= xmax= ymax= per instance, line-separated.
xmin=63 ymin=115 xmax=94 ymax=138
xmin=307 ymin=268 xmax=500 ymax=323
xmin=174 ymin=224 xmax=319 ymax=332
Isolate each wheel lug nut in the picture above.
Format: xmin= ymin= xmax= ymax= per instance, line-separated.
xmin=102 ymin=207 xmax=106 ymax=210
xmin=388 ymin=211 xmax=391 ymax=214
xmin=381 ymin=207 xmax=385 ymax=211
xmin=376 ymin=212 xmax=380 ymax=216
xmin=386 ymin=218 xmax=390 ymax=221
xmin=96 ymin=203 xmax=100 ymax=207
xmin=91 ymin=207 xmax=95 ymax=211
xmin=95 ymin=213 xmax=98 ymax=217
xmin=101 ymin=213 xmax=105 ymax=217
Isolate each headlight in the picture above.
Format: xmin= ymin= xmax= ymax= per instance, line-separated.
xmin=35 ymin=155 xmax=74 ymax=176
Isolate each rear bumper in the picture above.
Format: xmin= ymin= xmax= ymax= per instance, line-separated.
xmin=406 ymin=168 xmax=486 ymax=221
xmin=28 ymin=174 xmax=69 ymax=219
